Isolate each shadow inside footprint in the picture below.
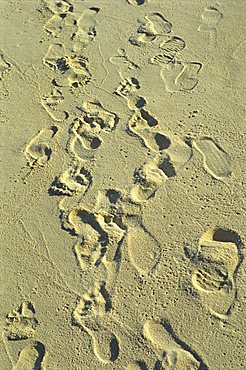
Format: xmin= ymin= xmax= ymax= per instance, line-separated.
xmin=189 ymin=227 xmax=244 ymax=317
xmin=13 ymin=341 xmax=46 ymax=370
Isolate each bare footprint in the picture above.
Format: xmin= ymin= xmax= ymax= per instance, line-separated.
xmin=4 ymin=302 xmax=38 ymax=341
xmin=144 ymin=319 xmax=208 ymax=369
xmin=188 ymin=227 xmax=243 ymax=317
xmin=193 ymin=136 xmax=232 ymax=182
xmin=24 ymin=126 xmax=58 ymax=168
xmin=73 ymin=284 xmax=120 ymax=364
xmin=130 ymin=13 xmax=172 ymax=46
xmin=43 ymin=43 xmax=91 ymax=87
xmin=12 ymin=341 xmax=46 ymax=370
xmin=49 ymin=163 xmax=92 ymax=196
xmin=128 ymin=111 xmax=167 ymax=152
xmin=126 ymin=216 xmax=161 ymax=275
xmin=68 ymin=101 xmax=118 ymax=161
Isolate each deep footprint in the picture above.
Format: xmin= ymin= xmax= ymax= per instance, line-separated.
xmin=73 ymin=284 xmax=120 ymax=364
xmin=12 ymin=341 xmax=46 ymax=370
xmin=189 ymin=227 xmax=243 ymax=317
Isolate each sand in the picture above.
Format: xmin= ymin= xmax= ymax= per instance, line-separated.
xmin=0 ymin=0 xmax=246 ymax=369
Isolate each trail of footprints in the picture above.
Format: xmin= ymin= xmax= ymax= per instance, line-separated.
xmin=113 ymin=71 xmax=192 ymax=202
xmin=18 ymin=1 xmax=242 ymax=368
xmin=128 ymin=10 xmax=202 ymax=92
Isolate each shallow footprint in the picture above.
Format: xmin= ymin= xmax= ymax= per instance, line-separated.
xmin=41 ymin=88 xmax=68 ymax=122
xmin=161 ymin=62 xmax=201 ymax=92
xmin=144 ymin=319 xmax=206 ymax=369
xmin=189 ymin=227 xmax=243 ymax=317
xmin=73 ymin=7 xmax=100 ymax=52
xmin=127 ymin=217 xmax=161 ymax=275
xmin=177 ymin=62 xmax=202 ymax=91
xmin=198 ymin=7 xmax=223 ymax=44
xmin=73 ymin=284 xmax=120 ymax=364
xmin=24 ymin=126 xmax=58 ymax=168
xmin=12 ymin=341 xmax=46 ymax=370
xmin=151 ymin=36 xmax=186 ymax=66
xmin=193 ymin=136 xmax=232 ymax=182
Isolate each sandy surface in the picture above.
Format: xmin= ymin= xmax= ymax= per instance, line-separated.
xmin=0 ymin=0 xmax=246 ymax=369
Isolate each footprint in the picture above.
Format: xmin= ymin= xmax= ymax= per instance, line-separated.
xmin=189 ymin=227 xmax=243 ymax=317
xmin=49 ymin=164 xmax=92 ymax=196
xmin=66 ymin=200 xmax=126 ymax=270
xmin=12 ymin=341 xmax=46 ymax=370
xmin=43 ymin=44 xmax=91 ymax=87
xmin=44 ymin=11 xmax=76 ymax=38
xmin=68 ymin=101 xmax=118 ymax=161
xmin=126 ymin=216 xmax=161 ymax=275
xmin=131 ymin=151 xmax=179 ymax=203
xmin=0 ymin=52 xmax=11 ymax=79
xmin=144 ymin=319 xmax=208 ymax=369
xmin=161 ymin=62 xmax=202 ymax=92
xmin=110 ymin=48 xmax=140 ymax=78
xmin=130 ymin=13 xmax=172 ymax=46
xmin=73 ymin=284 xmax=120 ymax=364
xmin=229 ymin=40 xmax=246 ymax=104
xmin=131 ymin=158 xmax=165 ymax=203
xmin=177 ymin=62 xmax=202 ymax=91
xmin=115 ymin=77 xmax=141 ymax=101
xmin=150 ymin=36 xmax=186 ymax=65
xmin=128 ymin=111 xmax=169 ymax=152
xmin=72 ymin=7 xmax=100 ymax=52
xmin=131 ymin=139 xmax=191 ymax=203
xmin=41 ymin=88 xmax=68 ymax=121
xmin=78 ymin=101 xmax=119 ymax=133
xmin=69 ymin=133 xmax=99 ymax=162
xmin=43 ymin=0 xmax=73 ymax=14
xmin=43 ymin=43 xmax=66 ymax=71
xmin=24 ymin=126 xmax=58 ymax=168
xmin=198 ymin=7 xmax=223 ymax=44
xmin=4 ymin=302 xmax=38 ymax=341
xmin=193 ymin=136 xmax=232 ymax=182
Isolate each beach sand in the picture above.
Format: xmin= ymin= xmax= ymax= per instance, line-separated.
xmin=0 ymin=0 xmax=246 ymax=369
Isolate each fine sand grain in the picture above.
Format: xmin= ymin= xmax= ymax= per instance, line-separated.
xmin=1 ymin=0 xmax=246 ymax=369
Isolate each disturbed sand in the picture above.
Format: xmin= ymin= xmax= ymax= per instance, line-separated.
xmin=0 ymin=0 xmax=246 ymax=369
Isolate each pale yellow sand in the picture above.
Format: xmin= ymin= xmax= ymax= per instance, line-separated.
xmin=0 ymin=0 xmax=246 ymax=369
